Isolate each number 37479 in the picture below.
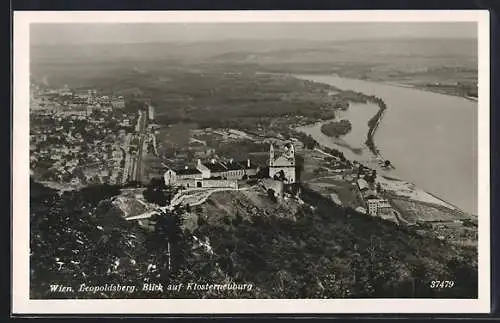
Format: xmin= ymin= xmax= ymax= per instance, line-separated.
xmin=430 ymin=280 xmax=455 ymax=288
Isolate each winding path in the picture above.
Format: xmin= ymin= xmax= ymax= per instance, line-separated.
xmin=125 ymin=185 xmax=257 ymax=221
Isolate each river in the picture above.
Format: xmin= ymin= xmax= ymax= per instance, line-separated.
xmin=295 ymin=74 xmax=478 ymax=215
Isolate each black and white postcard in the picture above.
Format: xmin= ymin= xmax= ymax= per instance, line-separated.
xmin=12 ymin=10 xmax=491 ymax=314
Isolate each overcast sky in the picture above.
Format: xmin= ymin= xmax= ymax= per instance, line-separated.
xmin=31 ymin=22 xmax=477 ymax=45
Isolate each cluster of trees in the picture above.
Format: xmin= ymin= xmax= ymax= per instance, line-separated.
xmin=292 ymin=131 xmax=318 ymax=150
xmin=212 ymin=141 xmax=269 ymax=161
xmin=194 ymin=117 xmax=272 ymax=132
xmin=73 ymin=70 xmax=344 ymax=133
xmin=364 ymin=169 xmax=377 ymax=184
xmin=423 ymin=82 xmax=478 ymax=98
xmin=30 ymin=180 xmax=142 ymax=298
xmin=142 ymin=178 xmax=170 ymax=206
xmin=336 ymin=90 xmax=370 ymax=103
xmin=29 ymin=177 xmax=260 ymax=299
xmin=30 ymin=178 xmax=199 ymax=299
xmin=290 ymin=131 xmax=346 ymax=162
xmin=322 ymin=99 xmax=349 ymax=111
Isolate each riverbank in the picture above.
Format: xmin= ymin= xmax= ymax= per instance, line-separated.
xmin=383 ymin=80 xmax=478 ymax=102
xmin=299 ymin=139 xmax=466 ymax=220
xmin=297 ymin=117 xmax=475 ymax=216
xmin=377 ymin=175 xmax=458 ymax=211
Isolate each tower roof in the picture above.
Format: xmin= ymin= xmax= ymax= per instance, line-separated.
xmin=270 ymin=142 xmax=295 ymax=166
xmin=271 ymin=155 xmax=295 ymax=167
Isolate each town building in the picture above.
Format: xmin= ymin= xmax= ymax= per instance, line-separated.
xmin=196 ymin=158 xmax=257 ymax=180
xmin=164 ymin=166 xmax=203 ymax=188
xmin=87 ymin=89 xmax=97 ymax=105
xmin=163 ymin=158 xmax=259 ymax=189
xmin=357 ymin=178 xmax=369 ymax=192
xmin=163 ymin=142 xmax=297 ymax=189
xmin=269 ymin=143 xmax=296 ymax=183
xmin=147 ymin=100 xmax=155 ymax=121
xmin=111 ymin=96 xmax=126 ymax=109
xmin=366 ymin=198 xmax=392 ymax=217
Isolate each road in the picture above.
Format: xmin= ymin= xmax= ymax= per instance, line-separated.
xmin=125 ymin=185 xmax=257 ymax=221
xmin=120 ymin=134 xmax=133 ymax=184
xmin=313 ymin=147 xmax=341 ymax=160
xmin=133 ymin=109 xmax=148 ymax=183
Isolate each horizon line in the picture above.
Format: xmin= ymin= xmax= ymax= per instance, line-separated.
xmin=31 ymin=36 xmax=478 ymax=46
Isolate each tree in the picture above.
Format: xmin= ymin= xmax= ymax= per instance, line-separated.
xmin=197 ymin=215 xmax=207 ymax=227
xmin=149 ymin=177 xmax=166 ymax=189
xmin=267 ymin=189 xmax=277 ymax=202
xmin=143 ymin=182 xmax=167 ymax=206
xmin=366 ymin=170 xmax=377 ymax=184
xmin=232 ymin=211 xmax=243 ymax=225
xmin=357 ymin=166 xmax=364 ymax=178
xmin=152 ymin=209 xmax=187 ymax=276
xmin=295 ymin=154 xmax=305 ymax=181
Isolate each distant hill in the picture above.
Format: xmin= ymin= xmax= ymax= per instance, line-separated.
xmin=31 ymin=38 xmax=477 ymax=66
xmin=30 ymin=38 xmax=477 ymax=91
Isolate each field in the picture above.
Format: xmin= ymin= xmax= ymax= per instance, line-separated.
xmin=391 ymin=198 xmax=471 ymax=224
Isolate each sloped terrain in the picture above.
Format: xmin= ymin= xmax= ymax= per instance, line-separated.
xmin=30 ymin=180 xmax=477 ymax=299
xmin=186 ymin=187 xmax=477 ymax=298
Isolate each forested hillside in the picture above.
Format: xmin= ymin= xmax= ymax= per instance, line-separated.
xmin=30 ymin=180 xmax=477 ymax=299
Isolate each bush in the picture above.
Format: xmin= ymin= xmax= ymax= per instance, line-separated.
xmin=267 ymin=189 xmax=277 ymax=202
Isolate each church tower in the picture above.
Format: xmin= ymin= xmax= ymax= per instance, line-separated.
xmin=268 ymin=142 xmax=297 ymax=184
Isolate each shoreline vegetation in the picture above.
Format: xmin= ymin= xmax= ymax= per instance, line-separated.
xmin=320 ymin=119 xmax=352 ymax=138
xmin=364 ymin=96 xmax=387 ymax=157
xmin=326 ymin=86 xmax=389 ymax=161
xmin=383 ymin=81 xmax=478 ymax=102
